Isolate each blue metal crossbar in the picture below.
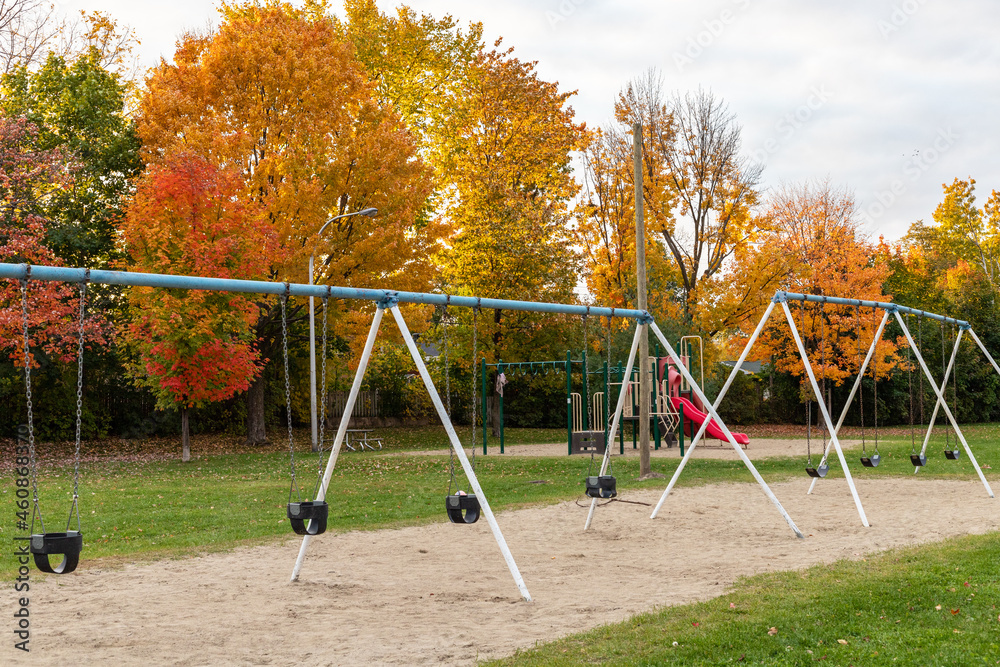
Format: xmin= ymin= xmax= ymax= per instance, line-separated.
xmin=0 ymin=263 xmax=653 ymax=322
xmin=774 ymin=291 xmax=970 ymax=329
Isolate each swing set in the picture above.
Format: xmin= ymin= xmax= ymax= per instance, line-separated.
xmin=12 ymin=263 xmax=723 ymax=599
xmin=651 ymin=291 xmax=997 ymax=531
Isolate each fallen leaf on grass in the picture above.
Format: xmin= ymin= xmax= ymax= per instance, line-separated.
xmin=952 ymin=609 xmax=960 ymax=615
xmin=837 ymin=639 xmax=848 ymax=645
xmin=935 ymin=605 xmax=942 ymax=610
xmin=767 ymin=627 xmax=778 ymax=636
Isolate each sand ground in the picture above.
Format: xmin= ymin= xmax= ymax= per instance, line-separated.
xmin=8 ymin=462 xmax=998 ymax=666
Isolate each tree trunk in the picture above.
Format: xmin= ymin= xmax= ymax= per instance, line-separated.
xmin=181 ymin=406 xmax=191 ymax=462
xmin=245 ymin=373 xmax=269 ymax=446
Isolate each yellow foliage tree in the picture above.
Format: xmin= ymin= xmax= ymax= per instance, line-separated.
xmin=434 ymin=45 xmax=587 ymax=361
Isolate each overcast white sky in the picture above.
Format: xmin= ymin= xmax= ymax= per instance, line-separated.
xmin=59 ymin=0 xmax=1000 ymax=242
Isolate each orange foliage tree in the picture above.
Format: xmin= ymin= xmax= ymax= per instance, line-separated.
xmin=120 ymin=152 xmax=275 ymax=461
xmin=136 ymin=0 xmax=437 ymax=443
xmin=743 ymin=182 xmax=901 ymax=398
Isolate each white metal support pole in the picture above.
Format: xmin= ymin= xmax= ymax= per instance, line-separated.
xmin=291 ymin=306 xmax=385 ymax=582
xmin=807 ymin=310 xmax=890 ymax=494
xmin=967 ymin=328 xmax=1000 ymax=377
xmin=649 ymin=321 xmax=805 ymax=538
xmin=390 ymin=305 xmax=533 ymax=601
xmin=894 ymin=313 xmax=994 ymax=497
xmin=584 ymin=322 xmax=644 ymax=530
xmin=651 ymin=300 xmax=777 ymax=518
xmin=780 ymin=301 xmax=870 ymax=527
xmin=915 ymin=330 xmax=961 ymax=471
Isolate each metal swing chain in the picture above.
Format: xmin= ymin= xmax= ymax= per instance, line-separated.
xmin=606 ymin=315 xmax=613 ymax=475
xmin=443 ymin=306 xmax=451 ymax=417
xmin=583 ymin=310 xmax=591 ymax=431
xmin=918 ymin=315 xmax=924 ymax=426
xmin=856 ymin=305 xmax=866 ymax=456
xmin=942 ymin=320 xmax=950 ymax=450
xmin=313 ymin=294 xmax=330 ymax=497
xmin=68 ymin=279 xmax=87 ymax=533
xmin=802 ymin=301 xmax=812 ymax=467
xmin=871 ymin=306 xmax=879 ymax=455
xmin=582 ymin=309 xmax=598 ymax=474
xmin=908 ymin=315 xmax=916 ymax=454
xmin=470 ymin=307 xmax=478 ymax=473
xmin=20 ymin=278 xmax=44 ymax=534
xmin=952 ymin=323 xmax=959 ymax=432
xmin=281 ymin=289 xmax=300 ymax=503
xmin=820 ymin=301 xmax=827 ymax=460
xmin=445 ymin=305 xmax=455 ymax=496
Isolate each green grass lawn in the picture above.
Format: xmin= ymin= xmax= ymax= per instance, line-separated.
xmin=487 ymin=532 xmax=1000 ymax=666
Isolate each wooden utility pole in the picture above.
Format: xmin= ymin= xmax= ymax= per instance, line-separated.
xmin=634 ymin=122 xmax=652 ymax=478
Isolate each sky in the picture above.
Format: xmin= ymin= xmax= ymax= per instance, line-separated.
xmin=57 ymin=0 xmax=1000 ymax=242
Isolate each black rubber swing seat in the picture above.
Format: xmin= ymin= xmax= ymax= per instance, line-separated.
xmin=805 ymin=464 xmax=829 ymax=478
xmin=30 ymin=531 xmax=83 ymax=574
xmin=860 ymin=454 xmax=881 ymax=468
xmin=944 ymin=449 xmax=961 ymax=460
xmin=287 ymin=501 xmax=329 ymax=535
xmin=445 ymin=493 xmax=480 ymax=524
xmin=585 ymin=475 xmax=617 ymax=499
xmin=910 ymin=453 xmax=927 ymax=467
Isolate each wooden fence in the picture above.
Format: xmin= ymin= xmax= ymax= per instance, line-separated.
xmin=327 ymin=390 xmax=381 ymax=419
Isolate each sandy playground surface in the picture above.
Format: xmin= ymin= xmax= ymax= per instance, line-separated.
xmin=8 ymin=458 xmax=999 ymax=666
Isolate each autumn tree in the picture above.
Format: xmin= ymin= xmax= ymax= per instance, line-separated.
xmin=338 ymin=0 xmax=482 ymax=152
xmin=577 ymin=73 xmax=765 ymax=335
xmin=138 ymin=0 xmax=437 ymax=444
xmin=0 ymin=115 xmax=109 ymax=435
xmin=435 ymin=45 xmax=587 ymax=362
xmin=120 ymin=152 xmax=275 ymax=461
xmin=576 ymin=125 xmax=684 ymax=329
xmin=746 ymin=182 xmax=900 ymax=406
xmin=2 ymin=44 xmax=141 ymax=268
xmin=0 ymin=0 xmax=60 ymax=73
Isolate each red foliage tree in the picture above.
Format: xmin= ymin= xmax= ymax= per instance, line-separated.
xmin=120 ymin=151 xmax=276 ymax=461
xmin=0 ymin=115 xmax=107 ymax=367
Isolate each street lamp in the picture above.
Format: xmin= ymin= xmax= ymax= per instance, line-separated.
xmin=309 ymin=207 xmax=378 ymax=452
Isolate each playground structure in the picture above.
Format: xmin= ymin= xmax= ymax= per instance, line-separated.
xmin=5 ymin=262 xmax=819 ymax=597
xmin=484 ymin=335 xmax=744 ymax=456
xmin=650 ymin=291 xmax=998 ymax=530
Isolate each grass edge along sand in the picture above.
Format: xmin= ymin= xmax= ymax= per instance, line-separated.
xmin=486 ymin=531 xmax=1000 ymax=666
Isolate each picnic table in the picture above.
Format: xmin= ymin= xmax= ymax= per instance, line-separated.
xmin=344 ymin=429 xmax=383 ymax=451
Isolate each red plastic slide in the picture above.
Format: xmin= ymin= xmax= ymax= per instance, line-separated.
xmin=670 ymin=396 xmax=750 ymax=446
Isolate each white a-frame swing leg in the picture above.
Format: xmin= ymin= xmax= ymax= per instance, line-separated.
xmin=781 ymin=301 xmax=870 ymax=528
xmin=967 ymin=328 xmax=1000 ymax=378
xmin=915 ymin=329 xmax=961 ymax=472
xmin=650 ymin=319 xmax=805 ymax=538
xmin=390 ymin=305 xmax=533 ymax=601
xmin=651 ymin=300 xmax=777 ymax=518
xmin=291 ymin=306 xmax=386 ymax=582
xmin=807 ymin=310 xmax=890 ymax=494
xmin=584 ymin=320 xmax=644 ymax=530
xmin=896 ymin=313 xmax=994 ymax=498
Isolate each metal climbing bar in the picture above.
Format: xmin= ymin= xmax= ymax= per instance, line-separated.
xmin=0 ymin=263 xmax=651 ymax=322
xmin=775 ymin=291 xmax=970 ymax=329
